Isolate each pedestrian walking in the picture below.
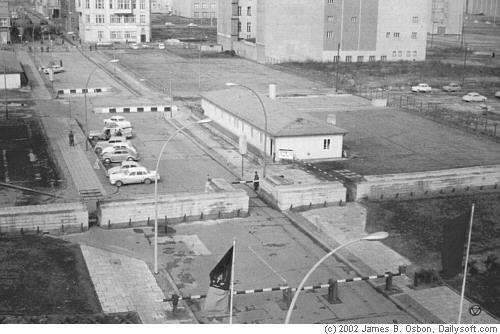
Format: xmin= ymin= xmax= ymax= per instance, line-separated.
xmin=68 ymin=130 xmax=74 ymax=147
xmin=253 ymin=171 xmax=260 ymax=191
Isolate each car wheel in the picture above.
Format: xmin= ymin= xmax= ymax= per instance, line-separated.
xmin=104 ymin=158 xmax=112 ymax=164
xmin=144 ymin=178 xmax=152 ymax=185
xmin=127 ymin=157 xmax=134 ymax=161
xmin=115 ymin=180 xmax=123 ymax=187
xmin=95 ymin=147 xmax=102 ymax=154
xmin=92 ymin=136 xmax=99 ymax=141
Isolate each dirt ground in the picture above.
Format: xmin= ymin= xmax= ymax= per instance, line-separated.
xmin=364 ymin=193 xmax=500 ymax=318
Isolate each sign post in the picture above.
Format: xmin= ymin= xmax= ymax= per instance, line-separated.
xmin=238 ymin=135 xmax=247 ymax=178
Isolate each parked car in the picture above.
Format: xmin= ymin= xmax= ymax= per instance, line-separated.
xmin=158 ymin=42 xmax=165 ymax=49
xmin=187 ymin=23 xmax=198 ymax=27
xmin=411 ymin=83 xmax=432 ymax=93
xmin=164 ymin=22 xmax=174 ymax=26
xmin=130 ymin=43 xmax=139 ymax=50
xmin=100 ymin=143 xmax=137 ymax=156
xmin=140 ymin=44 xmax=152 ymax=49
xmin=94 ymin=136 xmax=129 ymax=153
xmin=104 ymin=115 xmax=132 ymax=128
xmin=102 ymin=149 xmax=139 ymax=164
xmin=442 ymin=82 xmax=461 ymax=92
xmin=106 ymin=161 xmax=143 ymax=177
xmin=42 ymin=64 xmax=64 ymax=74
xmin=88 ymin=123 xmax=123 ymax=141
xmin=462 ymin=92 xmax=487 ymax=102
xmin=109 ymin=167 xmax=159 ymax=186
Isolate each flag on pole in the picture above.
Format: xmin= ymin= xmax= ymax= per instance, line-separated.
xmin=441 ymin=211 xmax=470 ymax=279
xmin=203 ymin=246 xmax=233 ymax=315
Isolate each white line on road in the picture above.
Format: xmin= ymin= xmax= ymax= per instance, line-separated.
xmin=248 ymin=246 xmax=288 ymax=284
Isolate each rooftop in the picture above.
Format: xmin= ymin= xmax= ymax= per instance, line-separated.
xmin=201 ymin=87 xmax=347 ymax=137
xmin=0 ymin=51 xmax=24 ymax=74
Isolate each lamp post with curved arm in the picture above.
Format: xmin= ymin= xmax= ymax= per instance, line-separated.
xmin=284 ymin=231 xmax=389 ymax=324
xmin=225 ymin=83 xmax=268 ymax=177
xmin=84 ymin=59 xmax=119 ymax=151
xmin=153 ymin=118 xmax=212 ymax=274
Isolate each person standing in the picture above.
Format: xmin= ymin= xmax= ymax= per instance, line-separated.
xmin=69 ymin=130 xmax=74 ymax=147
xmin=253 ymin=171 xmax=260 ymax=191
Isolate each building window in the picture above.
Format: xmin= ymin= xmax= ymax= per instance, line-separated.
xmin=381 ymin=55 xmax=387 ymax=61
xmin=85 ymin=0 xmax=90 ymax=8
xmin=333 ymin=55 xmax=339 ymax=62
xmin=0 ymin=18 xmax=8 ymax=27
xmin=111 ymin=31 xmax=122 ymax=39
xmin=117 ymin=0 xmax=129 ymax=9
xmin=393 ymin=32 xmax=400 ymax=39
xmin=326 ymin=31 xmax=333 ymax=38
xmin=323 ymin=139 xmax=331 ymax=150
xmin=247 ymin=22 xmax=251 ymax=32
xmin=140 ymin=15 xmax=146 ymax=24
xmin=412 ymin=16 xmax=419 ymax=23
xmin=406 ymin=50 xmax=411 ymax=57
xmin=411 ymin=32 xmax=417 ymax=39
xmin=328 ymin=0 xmax=334 ymax=3
xmin=351 ymin=16 xmax=357 ymax=23
xmin=109 ymin=0 xmax=113 ymax=8
xmin=327 ymin=16 xmax=334 ymax=23
xmin=413 ymin=50 xmax=417 ymax=57
xmin=96 ymin=14 xmax=105 ymax=24
xmin=345 ymin=56 xmax=352 ymax=62
xmin=194 ymin=3 xmax=199 ymax=9
xmin=237 ymin=6 xmax=241 ymax=16
xmin=110 ymin=15 xmax=120 ymax=23
xmin=386 ymin=32 xmax=390 ymax=38
xmin=97 ymin=30 xmax=104 ymax=40
xmin=123 ymin=16 xmax=135 ymax=23
xmin=85 ymin=14 xmax=90 ymax=23
xmin=247 ymin=6 xmax=251 ymax=16
xmin=96 ymin=0 xmax=104 ymax=9
xmin=392 ymin=50 xmax=397 ymax=57
xmin=238 ymin=21 xmax=241 ymax=32
xmin=398 ymin=51 xmax=402 ymax=57
xmin=132 ymin=0 xmax=136 ymax=9
xmin=140 ymin=0 xmax=145 ymax=9
xmin=369 ymin=55 xmax=375 ymax=62
xmin=357 ymin=56 xmax=364 ymax=62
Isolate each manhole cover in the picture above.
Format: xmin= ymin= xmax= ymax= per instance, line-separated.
xmin=110 ymin=259 xmax=122 ymax=265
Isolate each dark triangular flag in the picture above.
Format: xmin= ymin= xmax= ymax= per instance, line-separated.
xmin=203 ymin=246 xmax=233 ymax=315
xmin=441 ymin=211 xmax=470 ymax=279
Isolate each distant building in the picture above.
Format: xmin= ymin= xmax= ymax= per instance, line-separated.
xmin=467 ymin=0 xmax=500 ymax=18
xmin=60 ymin=0 xmax=79 ymax=34
xmin=0 ymin=50 xmax=26 ymax=89
xmin=151 ymin=0 xmax=171 ymax=14
xmin=201 ymin=86 xmax=348 ymax=161
xmin=171 ymin=0 xmax=216 ymax=20
xmin=0 ymin=1 xmax=10 ymax=44
xmin=431 ymin=0 xmax=465 ymax=35
xmin=218 ymin=0 xmax=431 ymax=64
xmin=36 ymin=0 xmax=61 ymax=18
xmin=75 ymin=0 xmax=151 ymax=43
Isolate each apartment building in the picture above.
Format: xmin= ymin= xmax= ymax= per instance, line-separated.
xmin=0 ymin=1 xmax=10 ymax=44
xmin=431 ymin=0 xmax=465 ymax=35
xmin=468 ymin=0 xmax=500 ymax=18
xmin=218 ymin=0 xmax=431 ymax=64
xmin=171 ymin=0 xmax=216 ymax=19
xmin=151 ymin=0 xmax=171 ymax=13
xmin=76 ymin=0 xmax=151 ymax=43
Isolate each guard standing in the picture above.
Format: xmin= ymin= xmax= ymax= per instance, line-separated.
xmin=253 ymin=171 xmax=260 ymax=191
xmin=69 ymin=130 xmax=74 ymax=147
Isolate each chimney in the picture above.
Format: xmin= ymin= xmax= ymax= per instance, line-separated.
xmin=327 ymin=114 xmax=336 ymax=125
xmin=269 ymin=84 xmax=276 ymax=99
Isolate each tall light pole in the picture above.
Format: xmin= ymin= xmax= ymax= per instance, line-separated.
xmin=225 ymin=83 xmax=268 ymax=177
xmin=84 ymin=59 xmax=119 ymax=151
xmin=284 ymin=231 xmax=389 ymax=324
xmin=457 ymin=204 xmax=475 ymax=324
xmin=153 ymin=118 xmax=212 ymax=274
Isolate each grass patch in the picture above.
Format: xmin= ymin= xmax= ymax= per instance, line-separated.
xmin=0 ymin=235 xmax=100 ymax=315
xmin=365 ymin=193 xmax=500 ymax=318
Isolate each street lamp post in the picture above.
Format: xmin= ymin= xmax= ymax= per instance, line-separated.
xmin=284 ymin=231 xmax=389 ymax=324
xmin=84 ymin=59 xmax=119 ymax=151
xmin=153 ymin=118 xmax=212 ymax=274
xmin=225 ymin=83 xmax=268 ymax=177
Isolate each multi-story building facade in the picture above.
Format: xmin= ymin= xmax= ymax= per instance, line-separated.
xmin=61 ymin=0 xmax=79 ymax=34
xmin=467 ymin=0 xmax=500 ymax=19
xmin=0 ymin=1 xmax=10 ymax=44
xmin=151 ymin=0 xmax=171 ymax=13
xmin=36 ymin=0 xmax=61 ymax=18
xmin=431 ymin=0 xmax=465 ymax=35
xmin=76 ymin=0 xmax=151 ymax=43
xmin=171 ymin=0 xmax=216 ymax=20
xmin=218 ymin=0 xmax=431 ymax=64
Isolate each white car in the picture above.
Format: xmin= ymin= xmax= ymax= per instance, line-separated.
xmin=42 ymin=64 xmax=64 ymax=74
xmin=104 ymin=115 xmax=132 ymax=128
xmin=106 ymin=161 xmax=143 ymax=177
xmin=158 ymin=42 xmax=165 ymax=49
xmin=109 ymin=167 xmax=159 ymax=186
xmin=130 ymin=43 xmax=139 ymax=50
xmin=94 ymin=136 xmax=130 ymax=154
xmin=100 ymin=143 xmax=137 ymax=156
xmin=187 ymin=23 xmax=198 ymax=27
xmin=164 ymin=22 xmax=174 ymax=26
xmin=462 ymin=92 xmax=487 ymax=102
xmin=411 ymin=83 xmax=432 ymax=93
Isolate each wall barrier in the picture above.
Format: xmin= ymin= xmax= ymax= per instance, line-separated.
xmin=355 ymin=165 xmax=500 ymax=201
xmin=93 ymin=105 xmax=178 ymax=114
xmin=97 ymin=179 xmax=249 ymax=228
xmin=0 ymin=202 xmax=88 ymax=235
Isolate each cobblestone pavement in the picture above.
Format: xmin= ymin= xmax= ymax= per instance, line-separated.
xmin=80 ymin=244 xmax=175 ymax=324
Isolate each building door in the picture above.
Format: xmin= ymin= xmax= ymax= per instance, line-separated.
xmin=141 ymin=34 xmax=146 ymax=42
xmin=437 ymin=26 xmax=446 ymax=35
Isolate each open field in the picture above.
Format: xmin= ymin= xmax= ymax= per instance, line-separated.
xmin=365 ymin=193 xmax=500 ymax=319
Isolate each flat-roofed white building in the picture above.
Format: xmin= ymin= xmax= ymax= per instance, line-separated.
xmin=430 ymin=0 xmax=465 ymax=35
xmin=76 ymin=0 xmax=151 ymax=43
xmin=201 ymin=86 xmax=347 ymax=161
xmin=218 ymin=0 xmax=431 ymax=64
xmin=171 ymin=0 xmax=217 ymax=20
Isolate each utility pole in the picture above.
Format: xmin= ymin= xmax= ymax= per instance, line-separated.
xmin=4 ymin=61 xmax=8 ymax=119
xmin=462 ymin=43 xmax=468 ymax=87
xmin=335 ymin=43 xmax=340 ymax=92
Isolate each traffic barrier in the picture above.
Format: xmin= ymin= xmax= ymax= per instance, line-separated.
xmin=94 ymin=105 xmax=176 ymax=114
xmin=57 ymin=87 xmax=111 ymax=95
xmin=162 ymin=271 xmax=402 ymax=302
